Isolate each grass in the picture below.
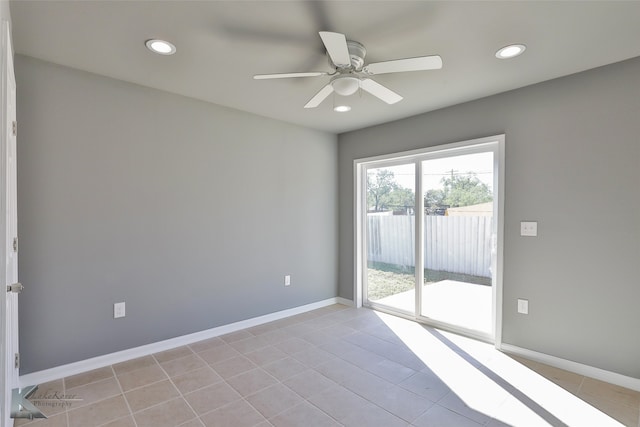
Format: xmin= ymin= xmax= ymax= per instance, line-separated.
xmin=367 ymin=268 xmax=416 ymax=300
xmin=367 ymin=262 xmax=491 ymax=301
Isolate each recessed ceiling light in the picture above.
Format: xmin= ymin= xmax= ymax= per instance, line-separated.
xmin=145 ymin=39 xmax=176 ymax=55
xmin=495 ymin=44 xmax=526 ymax=59
xmin=334 ymin=105 xmax=351 ymax=113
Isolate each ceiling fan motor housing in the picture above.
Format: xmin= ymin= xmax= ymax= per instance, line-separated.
xmin=328 ymin=40 xmax=367 ymax=71
xmin=347 ymin=40 xmax=366 ymax=70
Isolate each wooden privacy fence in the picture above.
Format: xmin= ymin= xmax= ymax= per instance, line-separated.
xmin=367 ymin=215 xmax=493 ymax=278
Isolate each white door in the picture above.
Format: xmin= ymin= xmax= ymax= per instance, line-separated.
xmin=1 ymin=19 xmax=18 ymax=427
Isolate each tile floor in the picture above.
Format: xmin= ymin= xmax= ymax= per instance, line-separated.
xmin=15 ymin=304 xmax=640 ymax=427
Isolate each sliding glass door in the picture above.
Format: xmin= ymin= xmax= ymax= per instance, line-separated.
xmin=419 ymin=152 xmax=495 ymax=336
xmin=364 ymin=162 xmax=416 ymax=315
xmin=359 ymin=136 xmax=503 ymax=341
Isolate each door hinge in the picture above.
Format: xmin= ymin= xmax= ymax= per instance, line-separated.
xmin=7 ymin=282 xmax=23 ymax=293
xmin=13 ymin=236 xmax=18 ymax=252
xmin=12 ymin=121 xmax=16 ymax=136
xmin=14 ymin=353 xmax=19 ymax=369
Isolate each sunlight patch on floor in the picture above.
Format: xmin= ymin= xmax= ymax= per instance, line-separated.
xmin=375 ymin=311 xmax=624 ymax=427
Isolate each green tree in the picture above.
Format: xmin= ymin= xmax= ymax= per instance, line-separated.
xmin=441 ymin=173 xmax=492 ymax=207
xmin=424 ymin=188 xmax=445 ymax=212
xmin=386 ymin=187 xmax=415 ymax=210
xmin=367 ymin=169 xmax=397 ymax=211
xmin=367 ymin=169 xmax=415 ymax=212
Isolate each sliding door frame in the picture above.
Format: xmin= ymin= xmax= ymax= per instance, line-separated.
xmin=354 ymin=135 xmax=505 ymax=347
xmin=361 ymin=159 xmax=418 ymax=318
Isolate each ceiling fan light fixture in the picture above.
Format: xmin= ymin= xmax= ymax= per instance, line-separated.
xmin=495 ymin=44 xmax=526 ymax=59
xmin=331 ymin=76 xmax=360 ymax=96
xmin=145 ymin=39 xmax=176 ymax=55
xmin=334 ymin=105 xmax=351 ymax=113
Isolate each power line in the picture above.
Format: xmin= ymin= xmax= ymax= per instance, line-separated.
xmin=370 ymin=171 xmax=493 ymax=176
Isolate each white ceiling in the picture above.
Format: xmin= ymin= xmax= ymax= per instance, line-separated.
xmin=10 ymin=1 xmax=640 ymax=134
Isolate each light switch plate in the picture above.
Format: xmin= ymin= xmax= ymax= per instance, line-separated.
xmin=517 ymin=299 xmax=529 ymax=314
xmin=520 ymin=221 xmax=538 ymax=237
xmin=114 ymin=302 xmax=126 ymax=318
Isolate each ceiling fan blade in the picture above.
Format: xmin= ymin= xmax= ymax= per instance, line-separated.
xmin=363 ymin=55 xmax=443 ymax=75
xmin=304 ymin=84 xmax=334 ymax=109
xmin=253 ymin=72 xmax=327 ymax=80
xmin=360 ymin=78 xmax=403 ymax=104
xmin=319 ymin=31 xmax=351 ymax=68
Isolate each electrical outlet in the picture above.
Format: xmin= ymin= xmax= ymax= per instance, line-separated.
xmin=284 ymin=275 xmax=291 ymax=286
xmin=114 ymin=302 xmax=126 ymax=318
xmin=517 ymin=299 xmax=529 ymax=314
xmin=520 ymin=221 xmax=538 ymax=237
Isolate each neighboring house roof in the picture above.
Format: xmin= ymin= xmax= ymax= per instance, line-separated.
xmin=446 ymin=202 xmax=493 ymax=216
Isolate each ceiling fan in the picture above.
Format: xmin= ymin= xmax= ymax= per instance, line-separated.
xmin=253 ymin=31 xmax=443 ymax=109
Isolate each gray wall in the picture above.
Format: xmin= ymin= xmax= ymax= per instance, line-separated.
xmin=16 ymin=55 xmax=338 ymax=374
xmin=0 ymin=1 xmax=10 ymax=24
xmin=338 ymin=57 xmax=640 ymax=378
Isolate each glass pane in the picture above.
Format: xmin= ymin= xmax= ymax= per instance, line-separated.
xmin=421 ymin=152 xmax=494 ymax=334
xmin=365 ymin=163 xmax=416 ymax=314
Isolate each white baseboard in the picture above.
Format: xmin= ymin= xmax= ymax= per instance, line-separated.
xmin=501 ymin=344 xmax=640 ymax=392
xmin=19 ymin=297 xmax=346 ymax=387
xmin=336 ymin=297 xmax=353 ymax=307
